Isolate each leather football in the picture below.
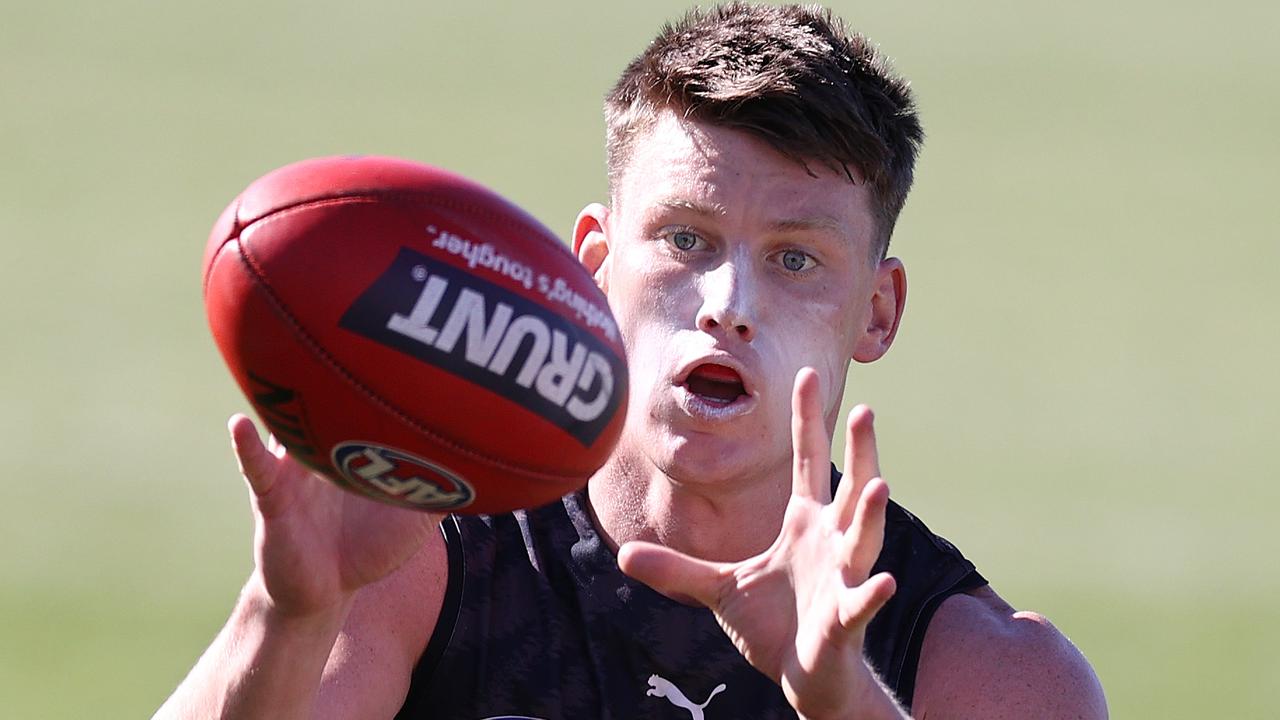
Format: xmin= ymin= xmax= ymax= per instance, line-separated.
xmin=203 ymin=156 xmax=627 ymax=514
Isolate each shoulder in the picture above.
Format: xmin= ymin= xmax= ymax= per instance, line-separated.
xmin=911 ymin=586 xmax=1108 ymax=719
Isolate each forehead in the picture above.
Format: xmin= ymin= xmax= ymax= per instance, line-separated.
xmin=612 ymin=112 xmax=877 ymax=244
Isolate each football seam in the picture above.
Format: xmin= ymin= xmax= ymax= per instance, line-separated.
xmin=231 ymin=211 xmax=596 ymax=485
xmin=237 ymin=191 xmax=575 ymax=261
xmin=202 ymin=194 xmax=244 ymax=299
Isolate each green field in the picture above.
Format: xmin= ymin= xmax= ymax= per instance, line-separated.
xmin=2 ymin=1 xmax=1277 ymax=717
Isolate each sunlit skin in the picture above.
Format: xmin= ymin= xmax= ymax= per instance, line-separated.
xmin=154 ymin=109 xmax=1106 ymax=720
xmin=574 ymin=110 xmax=905 ymax=563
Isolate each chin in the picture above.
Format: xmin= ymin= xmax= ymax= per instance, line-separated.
xmin=649 ymin=426 xmax=784 ymax=488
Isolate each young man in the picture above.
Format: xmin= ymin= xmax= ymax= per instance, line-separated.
xmin=157 ymin=4 xmax=1106 ymax=718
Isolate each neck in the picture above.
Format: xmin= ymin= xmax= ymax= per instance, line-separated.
xmin=586 ymin=446 xmax=793 ymax=563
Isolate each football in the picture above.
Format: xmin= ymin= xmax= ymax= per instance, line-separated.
xmin=203 ymin=156 xmax=628 ymax=514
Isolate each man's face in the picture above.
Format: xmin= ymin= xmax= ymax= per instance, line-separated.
xmin=576 ymin=111 xmax=903 ymax=487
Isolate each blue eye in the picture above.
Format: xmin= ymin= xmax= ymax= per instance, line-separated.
xmin=781 ymin=250 xmax=813 ymax=272
xmin=672 ymin=231 xmax=698 ymax=251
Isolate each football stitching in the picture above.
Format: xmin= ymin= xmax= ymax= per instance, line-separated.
xmin=232 ymin=201 xmax=598 ymax=485
xmin=202 ymin=194 xmax=244 ymax=299
xmin=238 ymin=191 xmax=576 ymax=261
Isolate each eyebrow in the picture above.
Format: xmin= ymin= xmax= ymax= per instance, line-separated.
xmin=655 ymin=198 xmax=847 ymax=236
xmin=767 ymin=215 xmax=845 ymax=234
xmin=656 ymin=198 xmax=728 ymax=217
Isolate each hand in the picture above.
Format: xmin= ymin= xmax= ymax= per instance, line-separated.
xmin=228 ymin=414 xmax=442 ymax=618
xmin=618 ymin=369 xmax=906 ymax=719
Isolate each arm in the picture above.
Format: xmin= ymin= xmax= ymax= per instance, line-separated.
xmin=153 ymin=416 xmax=447 ymax=720
xmin=911 ymin=587 xmax=1108 ymax=719
xmin=621 ymin=368 xmax=1107 ymax=719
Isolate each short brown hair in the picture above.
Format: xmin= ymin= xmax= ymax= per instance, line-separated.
xmin=605 ymin=2 xmax=923 ymax=256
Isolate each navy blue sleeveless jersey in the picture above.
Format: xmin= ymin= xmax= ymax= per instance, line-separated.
xmin=396 ymin=470 xmax=985 ymax=719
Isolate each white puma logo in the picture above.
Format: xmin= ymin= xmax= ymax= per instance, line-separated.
xmin=646 ymin=674 xmax=727 ymax=720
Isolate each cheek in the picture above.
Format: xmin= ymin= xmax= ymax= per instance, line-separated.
xmin=769 ymin=281 xmax=861 ymax=347
xmin=608 ymin=248 xmax=694 ymax=334
xmin=760 ymin=289 xmax=861 ymax=400
xmin=606 ymin=255 xmax=687 ymax=392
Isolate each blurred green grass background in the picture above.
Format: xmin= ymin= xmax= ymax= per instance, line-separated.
xmin=1 ymin=1 xmax=1276 ymax=717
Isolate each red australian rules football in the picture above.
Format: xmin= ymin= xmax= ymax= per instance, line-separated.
xmin=203 ymin=156 xmax=628 ymax=514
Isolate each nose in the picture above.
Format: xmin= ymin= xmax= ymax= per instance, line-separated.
xmin=696 ymin=260 xmax=756 ymax=342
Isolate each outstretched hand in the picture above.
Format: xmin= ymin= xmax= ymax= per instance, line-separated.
xmin=618 ymin=369 xmax=906 ymax=720
xmin=229 ymin=414 xmax=441 ymax=618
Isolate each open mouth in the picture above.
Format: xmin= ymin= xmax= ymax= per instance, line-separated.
xmin=683 ymin=363 xmax=748 ymax=405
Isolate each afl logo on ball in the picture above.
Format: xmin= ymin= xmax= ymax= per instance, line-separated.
xmin=331 ymin=442 xmax=474 ymax=511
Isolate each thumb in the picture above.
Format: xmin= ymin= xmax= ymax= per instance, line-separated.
xmin=618 ymin=541 xmax=725 ymax=608
xmin=228 ymin=414 xmax=278 ymax=498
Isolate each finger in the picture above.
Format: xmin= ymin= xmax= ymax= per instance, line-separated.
xmin=228 ymin=414 xmax=276 ymax=498
xmin=265 ymin=432 xmax=287 ymax=459
xmin=618 ymin=541 xmax=726 ymax=608
xmin=838 ymin=572 xmax=896 ymax=631
xmin=841 ymin=477 xmax=890 ymax=583
xmin=832 ymin=407 xmax=872 ymax=529
xmin=842 ymin=405 xmax=880 ymax=498
xmin=790 ymin=368 xmax=831 ymax=502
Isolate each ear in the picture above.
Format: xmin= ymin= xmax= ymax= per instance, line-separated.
xmin=573 ymin=202 xmax=612 ymax=292
xmin=852 ymin=257 xmax=907 ymax=363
